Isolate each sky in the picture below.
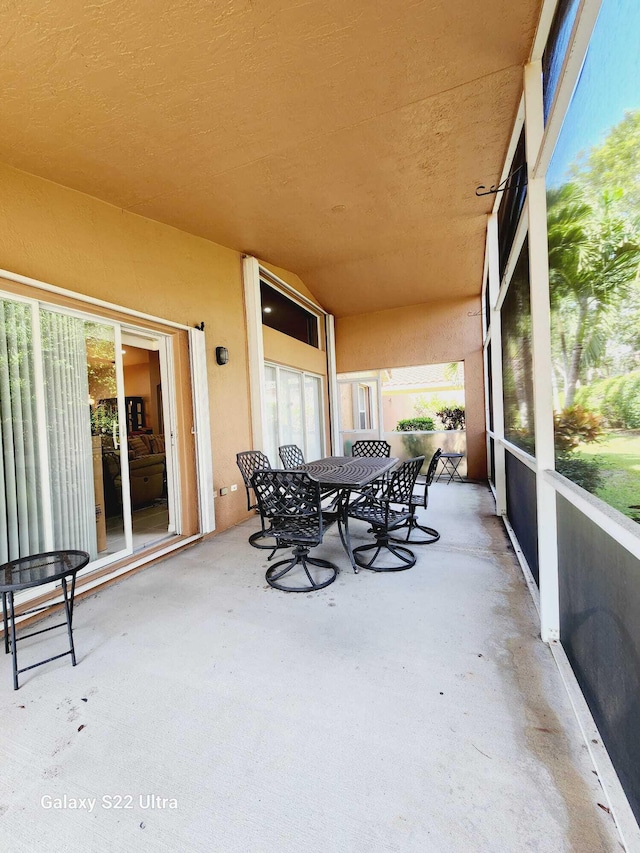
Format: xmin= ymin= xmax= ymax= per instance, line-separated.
xmin=546 ymin=0 xmax=640 ymax=187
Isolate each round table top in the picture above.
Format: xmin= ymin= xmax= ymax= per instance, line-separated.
xmin=0 ymin=550 xmax=90 ymax=592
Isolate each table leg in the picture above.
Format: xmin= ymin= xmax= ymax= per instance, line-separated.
xmin=61 ymin=576 xmax=77 ymax=667
xmin=336 ymin=488 xmax=358 ymax=573
xmin=3 ymin=592 xmax=8 ymax=654
xmin=8 ymin=592 xmax=18 ymax=690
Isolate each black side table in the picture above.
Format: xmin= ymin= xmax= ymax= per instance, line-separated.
xmin=0 ymin=550 xmax=90 ymax=690
xmin=436 ymin=452 xmax=465 ymax=484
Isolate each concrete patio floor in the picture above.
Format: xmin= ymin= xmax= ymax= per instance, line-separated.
xmin=0 ymin=483 xmax=622 ymax=852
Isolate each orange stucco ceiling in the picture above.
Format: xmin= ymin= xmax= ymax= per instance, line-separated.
xmin=0 ymin=0 xmax=541 ymax=317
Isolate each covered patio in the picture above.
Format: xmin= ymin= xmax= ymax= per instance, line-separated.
xmin=0 ymin=483 xmax=619 ymax=852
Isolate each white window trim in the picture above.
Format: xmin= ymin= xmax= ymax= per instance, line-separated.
xmin=264 ymin=362 xmax=327 ymax=461
xmin=242 ymin=255 xmax=335 ymax=457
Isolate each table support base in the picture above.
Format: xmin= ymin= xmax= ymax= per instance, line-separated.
xmin=3 ymin=574 xmax=77 ymax=690
xmin=265 ymin=548 xmax=338 ymax=593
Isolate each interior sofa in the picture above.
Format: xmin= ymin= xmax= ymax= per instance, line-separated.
xmin=102 ymin=433 xmax=166 ymax=512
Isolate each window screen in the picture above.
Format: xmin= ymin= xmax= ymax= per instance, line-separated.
xmin=501 ymin=239 xmax=535 ymax=455
xmin=497 ymin=131 xmax=528 ymax=282
xmin=542 ymin=0 xmax=581 ymax=123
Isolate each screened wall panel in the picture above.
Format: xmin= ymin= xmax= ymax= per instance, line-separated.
xmin=489 ymin=437 xmax=495 ymax=486
xmin=557 ymin=495 xmax=640 ymax=822
xmin=497 ymin=131 xmax=527 ymax=281
xmin=547 ymin=0 xmax=640 ymax=520
xmin=501 ymin=239 xmax=535 ymax=454
xmin=542 ymin=0 xmax=581 ymax=123
xmin=505 ymin=450 xmax=538 ymax=584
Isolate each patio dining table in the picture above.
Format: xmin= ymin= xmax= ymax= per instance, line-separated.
xmin=296 ymin=455 xmax=398 ymax=572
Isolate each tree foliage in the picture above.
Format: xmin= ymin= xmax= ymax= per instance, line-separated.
xmin=547 ymin=161 xmax=640 ymax=405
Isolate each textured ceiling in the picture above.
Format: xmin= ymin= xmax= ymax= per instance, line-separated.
xmin=0 ymin=0 xmax=541 ymax=317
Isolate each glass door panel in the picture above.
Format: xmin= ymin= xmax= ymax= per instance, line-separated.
xmin=263 ymin=364 xmax=279 ymax=467
xmin=41 ymin=312 xmax=128 ymax=560
xmin=304 ymin=375 xmax=323 ymax=461
xmin=279 ymin=369 xmax=304 ymax=451
xmin=0 ymin=298 xmax=45 ymax=563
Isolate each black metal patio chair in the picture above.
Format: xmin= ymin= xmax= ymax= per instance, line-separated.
xmin=279 ymin=444 xmax=305 ymax=469
xmin=352 ymin=440 xmax=393 ymax=491
xmin=351 ymin=440 xmax=391 ymax=458
xmin=236 ymin=450 xmax=279 ymax=551
xmin=251 ymin=470 xmax=339 ymax=592
xmin=347 ymin=456 xmax=424 ymax=572
xmin=389 ymin=448 xmax=441 ymax=545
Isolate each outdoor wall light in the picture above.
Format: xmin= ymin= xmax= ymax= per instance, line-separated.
xmin=215 ymin=346 xmax=229 ymax=366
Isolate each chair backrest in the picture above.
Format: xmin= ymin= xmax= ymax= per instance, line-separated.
xmin=279 ymin=444 xmax=305 ymax=469
xmin=251 ymin=470 xmax=324 ymax=543
xmin=426 ymin=448 xmax=442 ymax=486
xmin=384 ymin=456 xmax=425 ymax=505
xmin=236 ymin=451 xmax=271 ymax=510
xmin=352 ymin=440 xmax=391 ymax=458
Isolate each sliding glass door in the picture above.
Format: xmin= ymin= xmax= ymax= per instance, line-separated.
xmin=0 ymin=290 xmax=180 ymax=569
xmin=263 ymin=363 xmax=325 ymax=465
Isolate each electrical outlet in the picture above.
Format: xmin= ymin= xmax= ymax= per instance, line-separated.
xmin=220 ymin=487 xmax=229 ymax=496
xmin=230 ymin=484 xmax=238 ymax=492
xmin=213 ymin=490 xmax=218 ymax=498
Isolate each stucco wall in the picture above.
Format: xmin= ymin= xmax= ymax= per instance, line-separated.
xmin=0 ymin=162 xmax=303 ymax=532
xmin=335 ymin=298 xmax=486 ymax=479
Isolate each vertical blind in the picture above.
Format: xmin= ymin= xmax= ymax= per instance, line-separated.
xmin=0 ymin=298 xmax=98 ymax=563
xmin=41 ymin=310 xmax=97 ymax=560
xmin=0 ymin=299 xmax=45 ymax=563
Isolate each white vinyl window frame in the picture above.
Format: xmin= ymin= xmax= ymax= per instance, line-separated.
xmin=264 ymin=362 xmax=326 ymax=462
xmin=243 ymin=256 xmax=335 ymax=455
xmin=357 ymin=384 xmax=372 ymax=430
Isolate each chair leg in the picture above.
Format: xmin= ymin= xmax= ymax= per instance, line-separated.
xmin=353 ymin=532 xmax=415 ymax=572
xmin=249 ymin=529 xmax=278 ymax=549
xmin=249 ymin=516 xmax=281 ymax=551
xmin=265 ymin=546 xmax=338 ymax=592
xmin=389 ymin=507 xmax=440 ymax=545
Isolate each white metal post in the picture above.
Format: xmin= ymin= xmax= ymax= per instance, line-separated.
xmin=487 ymin=214 xmax=507 ymax=516
xmin=325 ymin=314 xmax=341 ymax=454
xmin=242 ymin=256 xmax=266 ymax=452
xmin=524 ymin=59 xmax=560 ymax=643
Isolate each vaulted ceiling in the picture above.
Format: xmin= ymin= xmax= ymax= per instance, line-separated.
xmin=0 ymin=0 xmax=541 ymax=316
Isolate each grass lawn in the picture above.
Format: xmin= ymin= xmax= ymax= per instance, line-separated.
xmin=576 ymin=430 xmax=640 ymax=519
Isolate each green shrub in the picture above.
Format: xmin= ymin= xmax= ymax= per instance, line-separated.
xmin=575 ymin=370 xmax=640 ymax=429
xmin=435 ymin=406 xmax=465 ymax=430
xmin=556 ymin=450 xmax=604 ymax=494
xmin=396 ymin=417 xmax=435 ymax=432
xmin=554 ymin=406 xmax=604 ymax=450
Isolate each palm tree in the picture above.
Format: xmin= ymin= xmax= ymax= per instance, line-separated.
xmin=547 ymin=183 xmax=640 ymax=406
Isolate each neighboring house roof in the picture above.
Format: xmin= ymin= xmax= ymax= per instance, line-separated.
xmin=382 ymin=363 xmax=464 ymax=390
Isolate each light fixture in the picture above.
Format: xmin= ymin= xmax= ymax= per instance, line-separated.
xmin=121 ymin=349 xmax=127 ymax=355
xmin=263 ymin=306 xmax=272 ymax=314
xmin=216 ymin=346 xmax=229 ymax=366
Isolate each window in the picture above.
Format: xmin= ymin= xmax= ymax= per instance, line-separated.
xmin=263 ymin=363 xmax=325 ymax=464
xmin=497 ymin=131 xmax=528 ymax=281
xmin=547 ymin=0 xmax=640 ymax=518
xmin=260 ymin=281 xmax=319 ymax=348
xmin=501 ymin=238 xmax=535 ymax=455
xmin=357 ymin=385 xmax=372 ymax=429
xmin=542 ymin=0 xmax=581 ymax=123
